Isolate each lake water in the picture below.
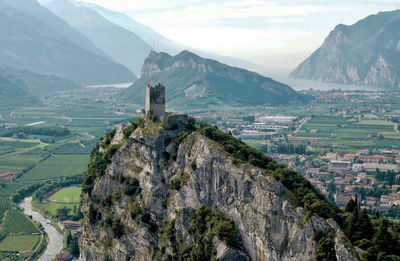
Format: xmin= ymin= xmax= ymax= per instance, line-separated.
xmin=85 ymin=82 xmax=133 ymax=88
xmin=267 ymin=71 xmax=383 ymax=92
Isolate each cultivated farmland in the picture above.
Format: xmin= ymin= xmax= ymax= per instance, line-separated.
xmin=19 ymin=155 xmax=89 ymax=181
xmin=0 ymin=235 xmax=40 ymax=251
xmin=2 ymin=209 xmax=39 ymax=234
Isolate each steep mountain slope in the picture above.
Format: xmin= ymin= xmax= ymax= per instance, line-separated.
xmin=291 ymin=10 xmax=400 ymax=88
xmin=5 ymin=0 xmax=104 ymax=57
xmin=81 ymin=2 xmax=182 ymax=56
xmin=124 ymin=51 xmax=306 ymax=108
xmin=1 ymin=66 xmax=80 ymax=96
xmin=0 ymin=0 xmax=135 ymax=85
xmin=79 ymin=116 xmax=358 ymax=260
xmin=0 ymin=75 xmax=37 ymax=107
xmin=41 ymin=0 xmax=152 ymax=76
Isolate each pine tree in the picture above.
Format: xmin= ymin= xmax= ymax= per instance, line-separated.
xmin=358 ymin=209 xmax=374 ymax=241
xmin=66 ymin=231 xmax=72 ymax=246
xmin=345 ymin=207 xmax=359 ymax=242
xmin=345 ymin=199 xmax=357 ymax=213
xmin=373 ymin=219 xmax=394 ymax=256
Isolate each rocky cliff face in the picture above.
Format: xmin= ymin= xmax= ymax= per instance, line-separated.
xmin=291 ymin=10 xmax=400 ymax=89
xmin=124 ymin=51 xmax=306 ymax=108
xmin=79 ymin=116 xmax=358 ymax=261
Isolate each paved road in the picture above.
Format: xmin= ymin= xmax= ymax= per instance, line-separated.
xmin=19 ymin=197 xmax=63 ymax=261
xmin=293 ymin=117 xmax=310 ymax=134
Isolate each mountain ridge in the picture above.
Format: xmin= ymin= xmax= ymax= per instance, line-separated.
xmin=124 ymin=51 xmax=306 ymax=108
xmin=290 ymin=9 xmax=400 ymax=88
xmin=1 ymin=66 xmax=80 ymax=96
xmin=0 ymin=0 xmax=136 ymax=85
xmin=0 ymin=74 xmax=38 ymax=107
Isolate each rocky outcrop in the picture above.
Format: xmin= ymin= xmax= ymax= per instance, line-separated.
xmin=79 ymin=117 xmax=358 ymax=260
xmin=291 ymin=10 xmax=400 ymax=89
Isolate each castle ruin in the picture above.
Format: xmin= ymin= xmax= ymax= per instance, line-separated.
xmin=145 ymin=83 xmax=165 ymax=119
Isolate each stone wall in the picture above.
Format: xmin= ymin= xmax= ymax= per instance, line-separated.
xmin=145 ymin=83 xmax=165 ymax=119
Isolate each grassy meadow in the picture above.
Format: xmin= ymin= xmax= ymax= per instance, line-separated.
xmin=49 ymin=186 xmax=81 ymax=203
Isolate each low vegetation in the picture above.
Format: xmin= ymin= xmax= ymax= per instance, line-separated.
xmin=122 ymin=117 xmax=144 ymax=138
xmin=313 ymin=229 xmax=336 ymax=261
xmin=169 ymin=171 xmax=190 ymax=191
xmin=82 ymin=129 xmax=120 ymax=195
xmin=154 ymin=205 xmax=241 ymax=261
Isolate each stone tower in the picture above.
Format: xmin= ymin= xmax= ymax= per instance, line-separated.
xmin=145 ymin=83 xmax=165 ymax=119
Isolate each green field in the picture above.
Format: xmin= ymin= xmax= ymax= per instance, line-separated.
xmin=0 ymin=235 xmax=40 ymax=251
xmin=0 ymin=197 xmax=11 ymax=210
xmin=38 ymin=202 xmax=77 ymax=217
xmin=0 ymin=140 xmax=40 ymax=155
xmin=295 ymin=116 xmax=400 ymax=148
xmin=0 ymin=154 xmax=43 ymax=174
xmin=0 ymin=138 xmax=44 ymax=158
xmin=2 ymin=209 xmax=39 ymax=234
xmin=242 ymin=140 xmax=266 ymax=151
xmin=19 ymin=155 xmax=89 ymax=181
xmin=49 ymin=186 xmax=81 ymax=203
xmin=0 ymin=181 xmax=39 ymax=196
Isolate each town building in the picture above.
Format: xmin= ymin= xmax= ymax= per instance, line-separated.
xmin=0 ymin=172 xmax=16 ymax=179
xmin=366 ymin=197 xmax=378 ymax=206
xmin=329 ymin=160 xmax=351 ymax=171
xmin=239 ymin=130 xmax=277 ymax=140
xmin=356 ymin=173 xmax=368 ymax=184
xmin=334 ymin=193 xmax=352 ymax=206
xmin=363 ymin=163 xmax=399 ymax=172
xmin=58 ymin=220 xmax=81 ymax=231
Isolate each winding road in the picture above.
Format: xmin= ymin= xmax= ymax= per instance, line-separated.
xmin=19 ymin=197 xmax=63 ymax=261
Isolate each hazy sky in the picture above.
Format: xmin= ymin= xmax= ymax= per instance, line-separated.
xmin=78 ymin=0 xmax=400 ymax=70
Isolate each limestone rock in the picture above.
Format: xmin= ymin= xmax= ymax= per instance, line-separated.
xmin=291 ymin=10 xmax=400 ymax=89
xmin=79 ymin=119 xmax=358 ymax=260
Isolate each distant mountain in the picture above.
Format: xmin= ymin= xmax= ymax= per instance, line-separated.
xmin=81 ymin=2 xmax=182 ymax=55
xmin=1 ymin=66 xmax=80 ymax=96
xmin=0 ymin=75 xmax=37 ymax=107
xmin=41 ymin=0 xmax=152 ymax=76
xmin=0 ymin=0 xmax=135 ymax=85
xmin=291 ymin=10 xmax=400 ymax=88
xmin=5 ymin=0 xmax=104 ymax=57
xmin=80 ymin=2 xmax=267 ymax=75
xmin=124 ymin=51 xmax=305 ymax=108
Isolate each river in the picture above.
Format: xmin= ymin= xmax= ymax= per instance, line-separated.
xmin=19 ymin=197 xmax=64 ymax=261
